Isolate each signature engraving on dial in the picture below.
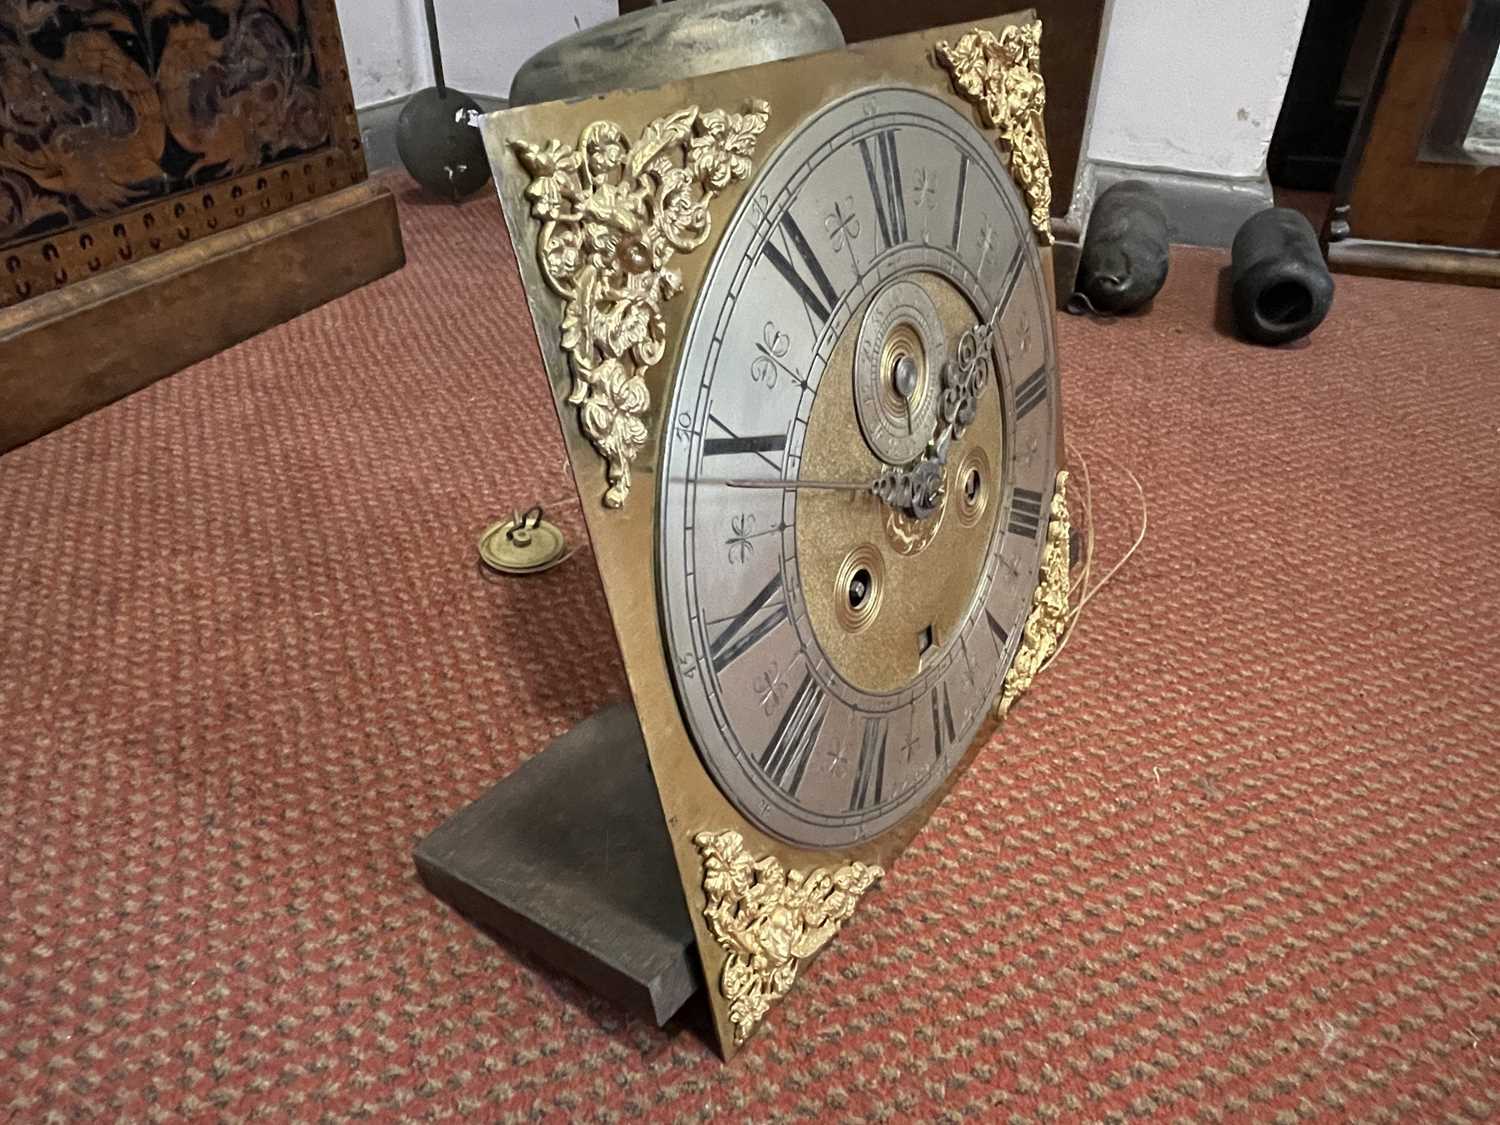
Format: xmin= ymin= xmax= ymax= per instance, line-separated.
xmin=853 ymin=278 xmax=946 ymax=465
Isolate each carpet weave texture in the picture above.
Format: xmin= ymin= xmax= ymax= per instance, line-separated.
xmin=3 ymin=175 xmax=1498 ymax=1122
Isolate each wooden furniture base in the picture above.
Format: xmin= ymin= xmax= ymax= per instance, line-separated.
xmin=414 ymin=703 xmax=702 ymax=1026
xmin=1328 ymin=237 xmax=1500 ymax=288
xmin=0 ymin=180 xmax=405 ymax=454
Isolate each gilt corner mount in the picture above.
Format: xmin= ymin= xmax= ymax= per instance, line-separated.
xmin=936 ymin=21 xmax=1054 ymax=244
xmin=511 ymin=100 xmax=772 ymax=508
xmin=696 ymin=829 xmax=884 ymax=1044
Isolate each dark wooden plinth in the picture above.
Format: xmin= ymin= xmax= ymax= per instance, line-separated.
xmin=0 ymin=179 xmax=406 ymax=454
xmin=414 ymin=703 xmax=700 ymax=1026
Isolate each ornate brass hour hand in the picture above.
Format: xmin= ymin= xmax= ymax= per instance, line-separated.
xmin=930 ymin=300 xmax=1004 ymax=460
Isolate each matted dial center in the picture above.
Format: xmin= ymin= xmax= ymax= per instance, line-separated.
xmin=854 ymin=279 xmax=945 ymax=466
xmin=797 ymin=270 xmax=1002 ymax=696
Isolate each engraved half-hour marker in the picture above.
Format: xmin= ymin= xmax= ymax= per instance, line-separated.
xmin=950 ymin=150 xmax=969 ymax=250
xmin=763 ymin=211 xmax=839 ymax=324
xmin=1007 ymin=487 xmax=1045 ymax=539
xmin=710 ymin=572 xmax=786 ymax=672
xmin=1014 ymin=366 xmax=1049 ymax=419
xmin=850 ymin=717 xmax=888 ymax=811
xmin=760 ymin=671 xmax=826 ymax=793
xmin=859 ymin=129 xmax=907 ymax=249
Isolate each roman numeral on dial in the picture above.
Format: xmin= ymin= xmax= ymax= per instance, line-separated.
xmin=985 ymin=607 xmax=1009 ymax=651
xmin=950 ymin=150 xmax=969 ymax=250
xmin=1007 ymin=488 xmax=1045 ymax=539
xmin=702 ymin=413 xmax=786 ymax=472
xmin=763 ymin=211 xmax=839 ymax=325
xmin=709 ymin=573 xmax=786 ymax=672
xmin=931 ymin=682 xmax=957 ymax=759
xmin=760 ymin=672 xmax=826 ymax=794
xmin=1015 ymin=366 xmax=1049 ymax=419
xmin=998 ymin=243 xmax=1025 ymax=307
xmin=850 ymin=717 xmax=888 ymax=811
xmin=859 ymin=129 xmax=907 ymax=249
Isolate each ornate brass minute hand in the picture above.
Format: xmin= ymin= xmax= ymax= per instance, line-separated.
xmin=723 ymin=477 xmax=875 ymax=495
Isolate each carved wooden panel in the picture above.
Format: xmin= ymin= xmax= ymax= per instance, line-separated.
xmin=1 ymin=0 xmax=366 ymax=307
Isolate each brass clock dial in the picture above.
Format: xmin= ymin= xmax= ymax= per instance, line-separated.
xmin=657 ymin=86 xmax=1059 ymax=849
xmin=484 ymin=11 xmax=1063 ymax=1057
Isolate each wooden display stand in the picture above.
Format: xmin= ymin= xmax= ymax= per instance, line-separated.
xmin=414 ymin=703 xmax=703 ymax=1028
xmin=0 ymin=2 xmax=405 ymax=451
xmin=1 ymin=183 xmax=403 ymax=452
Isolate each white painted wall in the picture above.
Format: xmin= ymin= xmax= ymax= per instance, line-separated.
xmin=1082 ymin=0 xmax=1310 ymax=180
xmin=338 ymin=0 xmax=425 ymax=105
xmin=335 ymin=0 xmax=616 ymax=107
xmin=338 ymin=0 xmax=1311 ymax=189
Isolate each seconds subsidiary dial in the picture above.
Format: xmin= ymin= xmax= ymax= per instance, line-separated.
xmin=658 ymin=86 xmax=1059 ymax=849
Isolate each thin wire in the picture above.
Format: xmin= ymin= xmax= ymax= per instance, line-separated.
xmin=531 ymin=472 xmax=586 ymax=568
xmin=533 ymin=455 xmax=583 ymax=518
xmin=1074 ymin=446 xmax=1098 ymax=607
xmin=1044 ymin=446 xmax=1148 ymax=667
xmin=1072 ymin=454 xmax=1147 ymax=617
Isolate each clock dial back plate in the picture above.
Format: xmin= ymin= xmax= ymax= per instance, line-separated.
xmin=481 ymin=9 xmax=1062 ymax=1058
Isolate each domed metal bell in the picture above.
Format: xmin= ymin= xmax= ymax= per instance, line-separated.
xmin=509 ymin=0 xmax=845 ymax=108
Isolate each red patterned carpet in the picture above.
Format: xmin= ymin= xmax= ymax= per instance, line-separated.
xmin=3 ymin=174 xmax=1498 ymax=1121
